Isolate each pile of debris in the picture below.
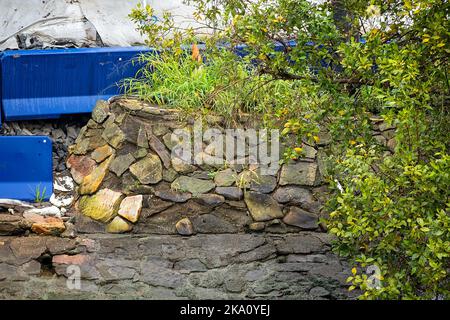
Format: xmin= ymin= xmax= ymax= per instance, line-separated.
xmin=0 ymin=166 xmax=78 ymax=236
xmin=0 ymin=197 xmax=76 ymax=238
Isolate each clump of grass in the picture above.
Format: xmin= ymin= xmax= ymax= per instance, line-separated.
xmin=122 ymin=50 xmax=296 ymax=122
xmin=34 ymin=183 xmax=47 ymax=203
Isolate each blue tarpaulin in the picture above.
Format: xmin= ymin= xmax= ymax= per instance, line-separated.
xmin=0 ymin=46 xmax=154 ymax=123
xmin=0 ymin=136 xmax=53 ymax=201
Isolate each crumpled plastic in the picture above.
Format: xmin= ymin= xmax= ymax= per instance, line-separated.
xmin=0 ymin=0 xmax=200 ymax=51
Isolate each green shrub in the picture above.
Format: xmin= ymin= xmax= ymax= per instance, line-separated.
xmin=128 ymin=0 xmax=449 ymax=299
xmin=328 ymin=147 xmax=449 ymax=299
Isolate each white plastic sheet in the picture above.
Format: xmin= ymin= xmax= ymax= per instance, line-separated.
xmin=0 ymin=0 xmax=200 ymax=50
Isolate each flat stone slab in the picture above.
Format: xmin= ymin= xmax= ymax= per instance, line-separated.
xmin=129 ymin=154 xmax=163 ymax=185
xmin=244 ymin=192 xmax=283 ymax=222
xmin=279 ymin=161 xmax=319 ymax=186
xmin=283 ymin=206 xmax=319 ymax=230
xmin=171 ymin=176 xmax=215 ymax=196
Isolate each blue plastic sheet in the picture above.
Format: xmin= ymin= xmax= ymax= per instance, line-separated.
xmin=0 ymin=136 xmax=53 ymax=201
xmin=0 ymin=46 xmax=154 ymax=123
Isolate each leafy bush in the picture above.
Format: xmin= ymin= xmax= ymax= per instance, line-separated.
xmin=128 ymin=0 xmax=449 ymax=299
xmin=328 ymin=148 xmax=449 ymax=299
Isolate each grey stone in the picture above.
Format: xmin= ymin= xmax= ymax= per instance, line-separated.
xmin=387 ymin=138 xmax=396 ymax=152
xmin=374 ymin=135 xmax=387 ymax=145
xmin=122 ymin=116 xmax=142 ymax=144
xmin=129 ymin=154 xmax=163 ymax=185
xmin=102 ymin=121 xmax=125 ymax=148
xmin=174 ymin=259 xmax=207 ymax=272
xmin=142 ymin=196 xmax=174 ymax=217
xmin=191 ymin=214 xmax=237 ymax=234
xmin=381 ymin=129 xmax=395 ymax=140
xmin=215 ymin=187 xmax=243 ymax=200
xmin=61 ymin=222 xmax=77 ymax=238
xmin=136 ymin=126 xmax=149 ymax=148
xmin=147 ymin=131 xmax=171 ymax=169
xmin=9 ymin=236 xmax=47 ymax=265
xmin=162 ymin=132 xmax=177 ymax=150
xmin=0 ymin=199 xmax=34 ymax=212
xmin=0 ymin=214 xmax=30 ymax=235
xmin=273 ymin=186 xmax=319 ymax=212
xmin=317 ymin=131 xmax=332 ymax=146
xmin=171 ymin=158 xmax=197 ymax=174
xmin=171 ymin=177 xmax=215 ymax=195
xmin=302 ymin=144 xmax=317 ymax=158
xmin=244 ymin=192 xmax=283 ymax=222
xmin=0 ymin=231 xmax=353 ymax=300
xmin=310 ymin=286 xmax=330 ymax=297
xmin=162 ymin=168 xmax=178 ymax=182
xmin=249 ymin=175 xmax=277 ymax=193
xmin=317 ymin=149 xmax=330 ymax=179
xmin=45 ymin=238 xmax=78 ymax=255
xmin=214 ymin=169 xmax=236 ymax=187
xmin=74 ymin=213 xmax=106 ymax=234
xmin=379 ymin=122 xmax=395 ymax=131
xmin=190 ymin=171 xmax=212 ymax=180
xmin=72 ymin=138 xmax=89 ymax=155
xmin=276 ymin=234 xmax=328 ymax=254
xmin=133 ymin=148 xmax=148 ymax=159
xmin=155 ymin=189 xmax=192 ymax=203
xmin=283 ymin=207 xmax=319 ymax=230
xmin=121 ymin=99 xmax=145 ymax=111
xmin=92 ymin=100 xmax=110 ymax=124
xmin=152 ymin=123 xmax=170 ymax=136
xmin=66 ymin=126 xmax=79 ymax=140
xmin=0 ymin=263 xmax=18 ymax=280
xmin=194 ymin=194 xmax=225 ymax=207
xmin=87 ymin=119 xmax=103 ymax=129
xmin=279 ymin=161 xmax=319 ymax=186
xmin=109 ymin=153 xmax=135 ymax=177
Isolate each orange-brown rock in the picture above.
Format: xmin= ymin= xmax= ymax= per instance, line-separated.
xmin=30 ymin=216 xmax=66 ymax=235
xmin=66 ymin=154 xmax=96 ymax=184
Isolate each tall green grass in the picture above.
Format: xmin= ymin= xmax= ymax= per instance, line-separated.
xmin=122 ymin=51 xmax=296 ymax=121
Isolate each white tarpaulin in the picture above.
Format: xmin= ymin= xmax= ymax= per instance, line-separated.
xmin=0 ymin=0 xmax=199 ymax=50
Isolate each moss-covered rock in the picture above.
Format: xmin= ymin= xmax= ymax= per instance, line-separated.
xmin=129 ymin=154 xmax=163 ymax=184
xmin=106 ymin=216 xmax=133 ymax=233
xmin=171 ymin=176 xmax=215 ymax=195
xmin=79 ymin=156 xmax=113 ymax=195
xmin=78 ymin=188 xmax=123 ymax=223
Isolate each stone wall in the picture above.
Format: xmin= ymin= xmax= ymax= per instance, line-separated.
xmin=68 ymin=98 xmax=330 ymax=236
xmin=0 ymin=97 xmax=398 ymax=299
xmin=0 ymin=232 xmax=356 ymax=299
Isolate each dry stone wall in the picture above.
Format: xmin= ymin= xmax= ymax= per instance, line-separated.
xmin=0 ymin=97 xmax=397 ymax=299
xmin=68 ymin=98 xmax=330 ymax=236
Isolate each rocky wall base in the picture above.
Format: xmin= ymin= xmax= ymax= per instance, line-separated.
xmin=0 ymin=233 xmax=356 ymax=299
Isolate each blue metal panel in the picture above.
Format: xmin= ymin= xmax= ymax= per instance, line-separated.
xmin=0 ymin=46 xmax=154 ymax=121
xmin=0 ymin=136 xmax=53 ymax=201
xmin=0 ymin=52 xmax=3 ymax=127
